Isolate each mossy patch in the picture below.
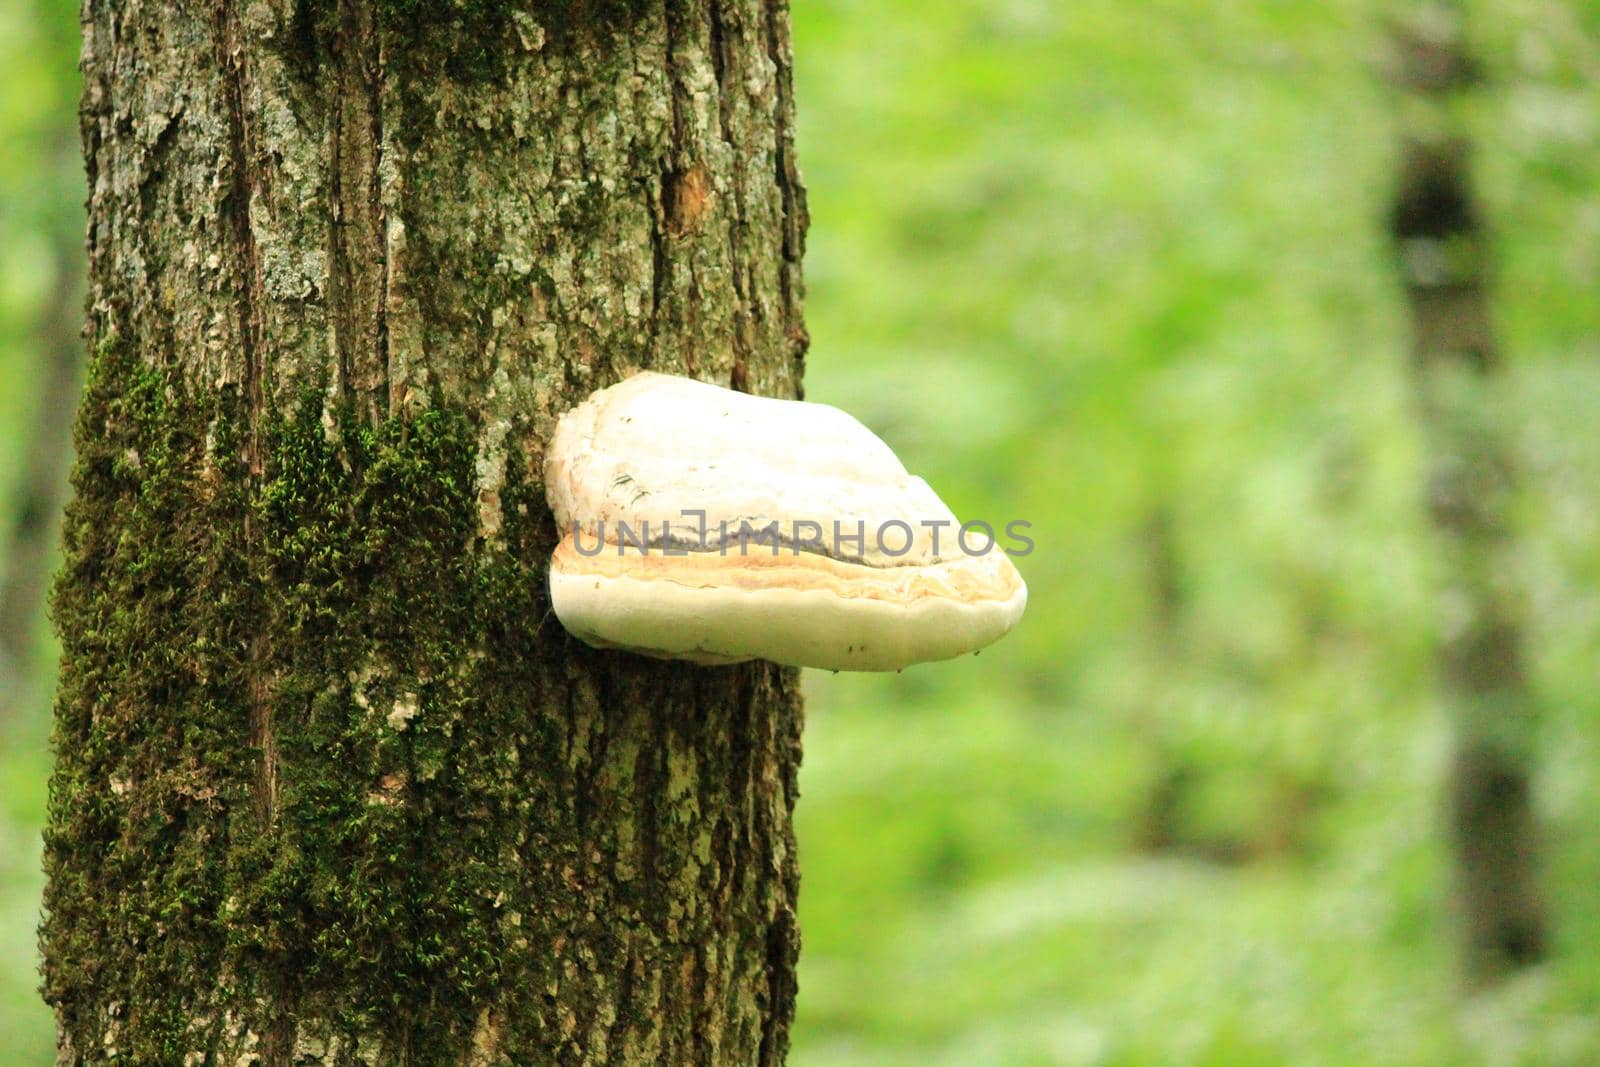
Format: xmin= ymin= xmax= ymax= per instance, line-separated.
xmin=43 ymin=340 xmax=252 ymax=1060
xmin=44 ymin=339 xmax=560 ymax=1059
xmin=288 ymin=0 xmax=654 ymax=83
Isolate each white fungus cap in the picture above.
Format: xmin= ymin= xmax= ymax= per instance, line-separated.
xmin=544 ymin=372 xmax=1027 ymax=671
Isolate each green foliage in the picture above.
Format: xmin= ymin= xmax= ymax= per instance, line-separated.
xmin=0 ymin=9 xmax=73 ymax=1055
xmin=787 ymin=0 xmax=1600 ymax=1063
xmin=4 ymin=0 xmax=1600 ymax=1063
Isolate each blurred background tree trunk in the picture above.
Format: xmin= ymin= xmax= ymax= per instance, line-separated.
xmin=1131 ymin=502 xmax=1187 ymax=854
xmin=1389 ymin=3 xmax=1546 ymax=984
xmin=0 ymin=132 xmax=81 ymax=723
xmin=43 ymin=1 xmax=809 ymax=1062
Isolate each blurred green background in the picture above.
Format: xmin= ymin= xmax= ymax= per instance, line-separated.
xmin=2 ymin=0 xmax=1598 ymax=1063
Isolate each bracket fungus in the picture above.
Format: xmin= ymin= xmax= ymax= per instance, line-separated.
xmin=543 ymin=372 xmax=1027 ymax=671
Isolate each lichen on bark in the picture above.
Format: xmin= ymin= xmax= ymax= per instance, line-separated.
xmin=46 ymin=1 xmax=808 ymax=1062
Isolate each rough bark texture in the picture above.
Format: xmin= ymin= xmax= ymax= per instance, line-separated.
xmin=44 ymin=1 xmax=809 ymax=1062
xmin=1389 ymin=5 xmax=1546 ymax=984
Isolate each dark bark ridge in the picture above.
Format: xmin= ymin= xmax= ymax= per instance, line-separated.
xmin=46 ymin=1 xmax=809 ymax=1062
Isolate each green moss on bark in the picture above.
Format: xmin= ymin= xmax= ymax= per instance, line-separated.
xmin=289 ymin=0 xmax=654 ymax=83
xmin=46 ymin=343 xmax=566 ymax=1058
xmin=255 ymin=400 xmax=593 ymax=1056
xmin=45 ymin=340 xmax=252 ymax=1060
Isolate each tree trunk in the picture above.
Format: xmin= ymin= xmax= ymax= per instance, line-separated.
xmin=1389 ymin=4 xmax=1546 ymax=984
xmin=44 ymin=2 xmax=809 ymax=1063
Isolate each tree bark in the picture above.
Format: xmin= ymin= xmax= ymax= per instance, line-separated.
xmin=1389 ymin=4 xmax=1545 ymax=984
xmin=44 ymin=2 xmax=809 ymax=1063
